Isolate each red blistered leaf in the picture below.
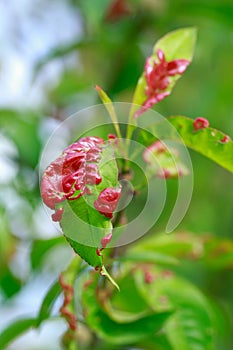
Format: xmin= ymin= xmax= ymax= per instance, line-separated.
xmin=41 ymin=137 xmax=105 ymax=221
xmin=220 ymin=135 xmax=230 ymax=143
xmin=41 ymin=155 xmax=66 ymax=210
xmin=135 ymin=49 xmax=190 ymax=118
xmin=94 ymin=187 xmax=121 ymax=218
xmin=193 ymin=117 xmax=209 ymax=131
xmin=143 ymin=140 xmax=189 ymax=179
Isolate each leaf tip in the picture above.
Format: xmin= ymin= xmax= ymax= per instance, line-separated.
xmin=101 ymin=265 xmax=120 ymax=291
xmin=95 ymin=84 xmax=102 ymax=92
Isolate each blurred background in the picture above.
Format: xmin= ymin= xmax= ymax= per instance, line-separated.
xmin=0 ymin=0 xmax=233 ymax=349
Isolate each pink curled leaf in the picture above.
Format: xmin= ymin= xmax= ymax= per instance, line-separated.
xmin=135 ymin=49 xmax=190 ymax=118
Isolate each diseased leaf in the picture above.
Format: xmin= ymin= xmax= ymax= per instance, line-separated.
xmin=58 ymin=143 xmax=120 ymax=272
xmin=143 ymin=140 xmax=189 ymax=179
xmin=131 ymin=27 xmax=196 ymax=117
xmin=168 ymin=116 xmax=233 ymax=173
xmin=151 ymin=116 xmax=233 ymax=173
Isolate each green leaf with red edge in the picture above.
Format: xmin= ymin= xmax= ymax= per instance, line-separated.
xmin=60 ymin=144 xmax=120 ymax=269
xmin=131 ymin=27 xmax=196 ymax=117
xmin=152 ymin=116 xmax=233 ymax=173
xmin=65 ymin=236 xmax=102 ymax=268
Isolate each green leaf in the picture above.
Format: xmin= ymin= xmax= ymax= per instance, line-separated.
xmin=159 ymin=116 xmax=233 ymax=173
xmin=153 ymin=27 xmax=197 ymax=61
xmin=37 ymin=280 xmax=62 ymax=326
xmin=137 ymin=333 xmax=173 ymax=350
xmin=87 ymin=309 xmax=172 ymax=345
xmin=102 ymin=301 xmax=149 ymax=323
xmin=65 ymin=237 xmax=102 ymax=268
xmin=104 ymin=273 xmax=152 ymax=321
xmin=130 ymin=231 xmax=233 ymax=270
xmin=82 ymin=277 xmax=172 ymax=345
xmin=131 ymin=75 xmax=147 ymax=113
xmin=129 ymin=232 xmax=195 ymax=259
xmin=131 ymin=27 xmax=197 ymax=116
xmin=60 ymin=144 xmax=120 ymax=268
xmin=101 ymin=265 xmax=120 ymax=291
xmin=95 ymin=85 xmax=122 ymax=139
xmin=0 ymin=267 xmax=22 ymax=298
xmin=117 ymin=251 xmax=179 ymax=266
xmin=95 ymin=85 xmax=115 ymax=118
xmin=203 ymin=237 xmax=233 ymax=269
xmin=165 ymin=281 xmax=214 ymax=350
xmin=0 ymin=218 xmax=17 ymax=268
xmin=166 ymin=308 xmax=213 ymax=350
xmin=78 ymin=0 xmax=110 ymax=32
xmin=0 ymin=318 xmax=37 ymax=350
xmin=135 ymin=268 xmax=215 ymax=350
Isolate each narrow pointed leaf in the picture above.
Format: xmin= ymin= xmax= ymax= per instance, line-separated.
xmin=101 ymin=265 xmax=120 ymax=291
xmin=37 ymin=281 xmax=62 ymax=326
xmin=95 ymin=85 xmax=122 ymax=138
xmin=0 ymin=318 xmax=37 ymax=350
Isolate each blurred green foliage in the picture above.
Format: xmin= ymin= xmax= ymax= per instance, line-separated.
xmin=0 ymin=0 xmax=233 ymax=349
